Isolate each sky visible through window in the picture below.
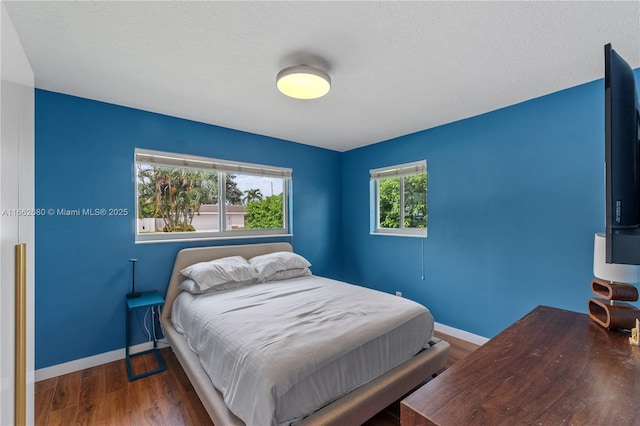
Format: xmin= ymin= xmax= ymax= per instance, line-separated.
xmin=235 ymin=175 xmax=284 ymax=197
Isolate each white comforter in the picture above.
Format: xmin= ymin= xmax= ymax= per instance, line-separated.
xmin=172 ymin=275 xmax=434 ymax=426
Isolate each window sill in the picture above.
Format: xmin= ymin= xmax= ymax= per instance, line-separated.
xmin=370 ymin=230 xmax=427 ymax=238
xmin=135 ymin=232 xmax=291 ymax=244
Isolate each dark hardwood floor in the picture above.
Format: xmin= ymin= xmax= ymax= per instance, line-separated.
xmin=35 ymin=331 xmax=478 ymax=425
xmin=35 ymin=348 xmax=212 ymax=426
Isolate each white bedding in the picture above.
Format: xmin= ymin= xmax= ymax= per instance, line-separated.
xmin=171 ymin=275 xmax=434 ymax=426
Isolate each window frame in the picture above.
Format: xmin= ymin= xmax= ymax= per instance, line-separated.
xmin=135 ymin=148 xmax=292 ymax=244
xmin=370 ymin=160 xmax=427 ymax=238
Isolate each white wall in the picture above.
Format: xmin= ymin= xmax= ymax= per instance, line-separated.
xmin=0 ymin=2 xmax=35 ymax=424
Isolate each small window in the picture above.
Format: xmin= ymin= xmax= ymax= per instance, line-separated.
xmin=135 ymin=149 xmax=291 ymax=243
xmin=370 ymin=160 xmax=427 ymax=237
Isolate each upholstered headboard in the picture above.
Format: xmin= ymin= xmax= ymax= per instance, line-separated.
xmin=161 ymin=242 xmax=293 ymax=323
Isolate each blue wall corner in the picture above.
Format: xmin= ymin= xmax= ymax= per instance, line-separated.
xmin=340 ymin=75 xmax=628 ymax=338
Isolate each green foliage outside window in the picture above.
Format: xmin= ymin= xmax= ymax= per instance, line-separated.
xmin=137 ymin=165 xmax=243 ymax=232
xmin=403 ymin=173 xmax=427 ymax=228
xmin=137 ymin=166 xmax=214 ymax=232
xmin=137 ymin=164 xmax=285 ymax=233
xmin=379 ymin=177 xmax=401 ymax=228
xmin=378 ymin=173 xmax=427 ymax=229
xmin=245 ymin=194 xmax=283 ymax=229
xmin=242 ymin=188 xmax=263 ymax=204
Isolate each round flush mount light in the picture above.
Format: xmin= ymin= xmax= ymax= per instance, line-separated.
xmin=276 ymin=65 xmax=331 ymax=99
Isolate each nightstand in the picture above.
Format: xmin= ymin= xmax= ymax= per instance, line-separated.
xmin=125 ymin=291 xmax=166 ymax=381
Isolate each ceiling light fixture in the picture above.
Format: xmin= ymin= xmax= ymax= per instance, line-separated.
xmin=276 ymin=65 xmax=331 ymax=100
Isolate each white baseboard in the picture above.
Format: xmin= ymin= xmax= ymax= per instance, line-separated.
xmin=35 ymin=339 xmax=170 ymax=382
xmin=434 ymin=322 xmax=489 ymax=346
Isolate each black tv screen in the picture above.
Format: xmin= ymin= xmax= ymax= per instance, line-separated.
xmin=604 ymin=43 xmax=640 ymax=265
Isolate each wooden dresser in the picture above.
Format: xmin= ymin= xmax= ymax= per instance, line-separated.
xmin=401 ymin=305 xmax=640 ymax=425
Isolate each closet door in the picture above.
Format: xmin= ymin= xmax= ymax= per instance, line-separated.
xmin=1 ymin=4 xmax=35 ymax=426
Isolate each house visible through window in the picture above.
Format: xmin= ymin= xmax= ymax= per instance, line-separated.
xmin=135 ymin=149 xmax=291 ymax=242
xmin=371 ymin=160 xmax=427 ymax=237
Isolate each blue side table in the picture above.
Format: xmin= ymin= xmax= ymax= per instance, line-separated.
xmin=125 ymin=291 xmax=166 ymax=381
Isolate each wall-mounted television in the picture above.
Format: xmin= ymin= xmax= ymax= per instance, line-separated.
xmin=604 ymin=43 xmax=640 ymax=265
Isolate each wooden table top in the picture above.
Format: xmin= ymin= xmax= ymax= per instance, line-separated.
xmin=401 ymin=305 xmax=640 ymax=425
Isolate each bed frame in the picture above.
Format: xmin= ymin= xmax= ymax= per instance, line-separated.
xmin=160 ymin=242 xmax=450 ymax=425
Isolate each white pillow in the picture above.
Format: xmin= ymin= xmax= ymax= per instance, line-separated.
xmin=179 ymin=278 xmax=256 ymax=294
xmin=261 ymin=267 xmax=312 ymax=283
xmin=249 ymin=251 xmax=312 ymax=282
xmin=180 ymin=256 xmax=257 ymax=293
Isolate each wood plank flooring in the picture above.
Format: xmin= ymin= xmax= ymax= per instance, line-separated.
xmin=36 ymin=348 xmax=212 ymax=426
xmin=35 ymin=331 xmax=478 ymax=426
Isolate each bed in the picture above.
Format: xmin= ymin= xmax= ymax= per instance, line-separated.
xmin=160 ymin=242 xmax=450 ymax=425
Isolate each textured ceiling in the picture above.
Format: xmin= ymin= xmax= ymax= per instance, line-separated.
xmin=4 ymin=1 xmax=640 ymax=152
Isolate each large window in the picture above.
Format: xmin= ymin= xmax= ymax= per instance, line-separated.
xmin=371 ymin=160 xmax=427 ymax=237
xmin=135 ymin=149 xmax=291 ymax=243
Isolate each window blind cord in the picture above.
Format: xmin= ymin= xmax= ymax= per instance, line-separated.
xmin=421 ymin=238 xmax=425 ymax=280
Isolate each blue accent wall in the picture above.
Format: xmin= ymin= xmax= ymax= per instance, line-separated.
xmin=341 ymin=73 xmax=640 ymax=338
xmin=35 ymin=90 xmax=342 ymax=369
